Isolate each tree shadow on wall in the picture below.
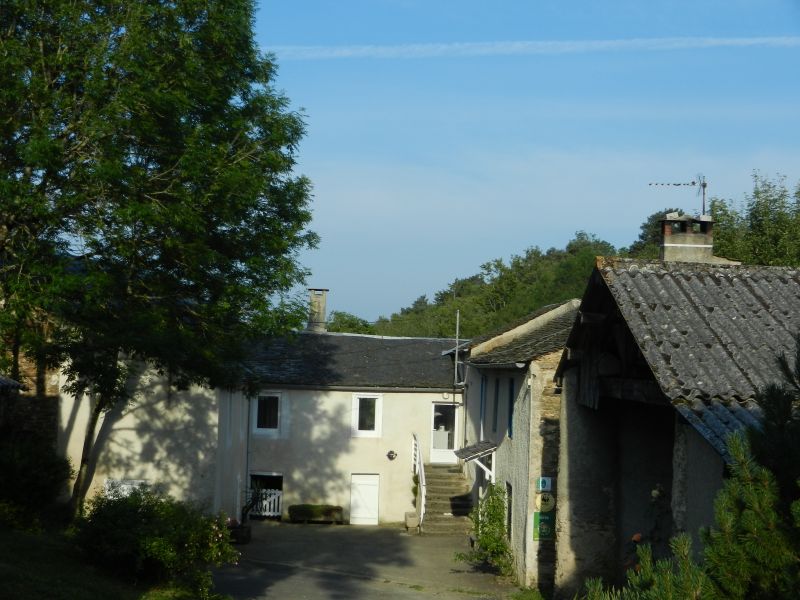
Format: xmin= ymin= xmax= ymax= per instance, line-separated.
xmin=72 ymin=365 xmax=221 ymax=508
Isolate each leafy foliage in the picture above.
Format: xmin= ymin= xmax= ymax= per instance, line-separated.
xmin=701 ymin=435 xmax=800 ymax=599
xmin=623 ymin=208 xmax=684 ymax=259
xmin=75 ymin=488 xmax=238 ymax=599
xmin=372 ymin=232 xmax=615 ymax=338
xmin=327 ymin=310 xmax=376 ymax=334
xmin=748 ymin=332 xmax=800 ymax=509
xmin=0 ymin=426 xmax=72 ymax=528
xmin=710 ymin=173 xmax=800 ymax=265
xmin=455 ymin=483 xmax=514 ymax=575
xmin=1 ymin=0 xmax=316 ymax=515
xmin=582 ymin=534 xmax=711 ymax=600
xmin=333 ymin=175 xmax=800 ymax=339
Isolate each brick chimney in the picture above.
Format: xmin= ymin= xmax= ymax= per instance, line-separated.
xmin=659 ymin=213 xmax=739 ymax=264
xmin=307 ymin=288 xmax=329 ymax=332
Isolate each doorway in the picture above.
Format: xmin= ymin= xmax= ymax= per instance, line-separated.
xmin=350 ymin=473 xmax=379 ymax=525
xmin=430 ymin=403 xmax=459 ymax=464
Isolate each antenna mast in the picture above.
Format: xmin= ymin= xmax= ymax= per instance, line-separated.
xmin=454 ymin=309 xmax=460 ymax=387
xmin=648 ymin=174 xmax=708 ymax=215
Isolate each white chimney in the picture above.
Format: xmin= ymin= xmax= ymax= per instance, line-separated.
xmin=307 ymin=288 xmax=329 ymax=332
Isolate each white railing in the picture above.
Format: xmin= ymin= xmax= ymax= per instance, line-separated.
xmin=412 ymin=433 xmax=427 ymax=526
xmin=248 ymin=488 xmax=283 ymax=517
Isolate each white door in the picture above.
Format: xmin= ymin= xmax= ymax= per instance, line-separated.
xmin=430 ymin=403 xmax=459 ymax=464
xmin=350 ymin=474 xmax=379 ymax=525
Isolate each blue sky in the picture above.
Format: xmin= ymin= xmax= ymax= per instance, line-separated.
xmin=254 ymin=1 xmax=800 ymax=321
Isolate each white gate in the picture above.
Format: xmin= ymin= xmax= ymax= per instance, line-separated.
xmin=248 ymin=488 xmax=283 ymax=517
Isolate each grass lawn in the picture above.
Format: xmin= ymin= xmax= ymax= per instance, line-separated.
xmin=0 ymin=528 xmax=211 ymax=600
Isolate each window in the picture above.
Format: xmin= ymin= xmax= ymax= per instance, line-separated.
xmin=479 ymin=375 xmax=487 ymax=440
xmin=252 ymin=393 xmax=283 ymax=436
xmin=507 ymin=378 xmax=515 ymax=437
xmin=352 ymin=394 xmax=382 ymax=437
xmin=492 ymin=378 xmax=500 ymax=432
xmin=506 ymin=482 xmax=513 ymax=541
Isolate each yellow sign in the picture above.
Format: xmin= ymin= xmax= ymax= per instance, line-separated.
xmin=535 ymin=492 xmax=555 ymax=512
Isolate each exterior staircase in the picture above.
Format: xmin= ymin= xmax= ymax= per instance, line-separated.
xmin=421 ymin=464 xmax=473 ymax=535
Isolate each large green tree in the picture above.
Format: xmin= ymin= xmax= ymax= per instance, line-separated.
xmin=372 ymin=231 xmax=616 ymax=338
xmin=1 ymin=0 xmax=317 ymax=515
xmin=711 ymin=173 xmax=800 ymax=265
xmin=623 ymin=207 xmax=684 ymax=259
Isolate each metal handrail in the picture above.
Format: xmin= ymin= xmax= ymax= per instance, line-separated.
xmin=412 ymin=433 xmax=427 ymax=526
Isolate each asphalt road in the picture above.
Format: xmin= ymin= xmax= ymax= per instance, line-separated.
xmin=213 ymin=521 xmax=518 ymax=600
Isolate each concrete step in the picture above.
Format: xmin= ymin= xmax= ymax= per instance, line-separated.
xmin=422 ymin=516 xmax=473 ymax=535
xmin=427 ymin=494 xmax=470 ymax=504
xmin=425 ymin=485 xmax=470 ymax=499
xmin=425 ymin=505 xmax=471 ymax=517
xmin=425 ymin=478 xmax=469 ymax=489
xmin=424 ymin=464 xmax=462 ymax=474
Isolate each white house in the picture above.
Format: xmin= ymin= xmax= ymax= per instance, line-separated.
xmin=58 ymin=299 xmax=464 ymax=526
xmin=216 ymin=330 xmax=464 ymax=525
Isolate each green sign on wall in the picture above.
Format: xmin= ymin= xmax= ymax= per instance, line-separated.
xmin=533 ymin=511 xmax=555 ymax=541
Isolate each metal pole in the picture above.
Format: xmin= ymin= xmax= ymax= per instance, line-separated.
xmin=454 ymin=309 xmax=460 ymax=386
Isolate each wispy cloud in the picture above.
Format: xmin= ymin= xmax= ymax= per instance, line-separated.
xmin=271 ymin=36 xmax=800 ymax=61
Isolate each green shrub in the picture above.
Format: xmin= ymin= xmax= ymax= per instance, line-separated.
xmin=0 ymin=428 xmax=72 ymax=516
xmin=74 ymin=488 xmax=238 ymax=599
xmin=455 ymin=484 xmax=514 ymax=576
xmin=287 ymin=504 xmax=344 ymax=522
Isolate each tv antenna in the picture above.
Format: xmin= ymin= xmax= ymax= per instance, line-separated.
xmin=648 ymin=174 xmax=708 ymax=215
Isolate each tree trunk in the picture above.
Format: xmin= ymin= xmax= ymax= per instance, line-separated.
xmin=69 ymin=397 xmax=104 ymax=519
xmin=10 ymin=327 xmax=20 ymax=382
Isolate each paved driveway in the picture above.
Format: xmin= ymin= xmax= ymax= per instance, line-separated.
xmin=214 ymin=521 xmax=518 ymax=599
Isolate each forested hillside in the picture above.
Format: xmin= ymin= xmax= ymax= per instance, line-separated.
xmin=328 ymin=174 xmax=800 ymax=338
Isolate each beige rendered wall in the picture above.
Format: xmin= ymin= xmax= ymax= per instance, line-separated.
xmin=58 ymin=368 xmax=220 ymax=511
xmin=220 ymin=388 xmax=463 ymax=524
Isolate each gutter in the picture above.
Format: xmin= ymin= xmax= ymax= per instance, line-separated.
xmin=465 ymin=361 xmax=528 ymax=370
xmin=249 ymin=383 xmax=463 ymax=394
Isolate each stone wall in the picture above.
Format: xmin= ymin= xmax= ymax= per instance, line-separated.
xmin=526 ymin=351 xmax=562 ymax=595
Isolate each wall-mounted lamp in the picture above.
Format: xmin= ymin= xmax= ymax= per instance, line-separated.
xmin=386 ymin=450 xmax=397 ymax=461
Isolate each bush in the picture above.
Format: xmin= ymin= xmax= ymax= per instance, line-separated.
xmin=288 ymin=504 xmax=344 ymax=523
xmin=0 ymin=430 xmax=73 ymax=508
xmin=455 ymin=484 xmax=514 ymax=576
xmin=0 ymin=428 xmax=72 ymax=527
xmin=74 ymin=488 xmax=238 ymax=599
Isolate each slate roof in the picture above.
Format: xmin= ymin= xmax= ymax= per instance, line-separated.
xmin=595 ymin=257 xmax=800 ymax=459
xmin=454 ymin=440 xmax=498 ymax=461
xmin=244 ymin=332 xmax=459 ymax=389
xmin=468 ymin=300 xmax=580 ymax=367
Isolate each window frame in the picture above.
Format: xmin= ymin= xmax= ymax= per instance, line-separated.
xmin=351 ymin=393 xmax=383 ymax=438
xmin=252 ymin=392 xmax=283 ymax=437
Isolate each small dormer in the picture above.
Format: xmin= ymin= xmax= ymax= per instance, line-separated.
xmin=659 ymin=213 xmax=739 ymax=264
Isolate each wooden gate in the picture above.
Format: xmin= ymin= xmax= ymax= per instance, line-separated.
xmin=248 ymin=488 xmax=283 ymax=517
